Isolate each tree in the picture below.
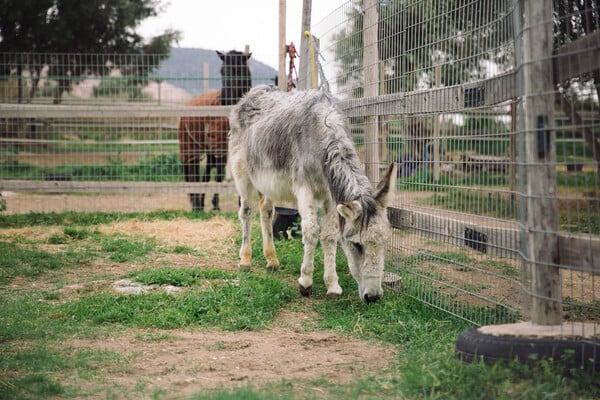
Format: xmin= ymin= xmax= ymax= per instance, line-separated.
xmin=553 ymin=0 xmax=600 ymax=189
xmin=0 ymin=0 xmax=180 ymax=103
xmin=332 ymin=0 xmax=513 ymax=97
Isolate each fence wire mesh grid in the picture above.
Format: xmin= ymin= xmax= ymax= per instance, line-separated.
xmin=1 ymin=0 xmax=599 ymax=333
xmin=313 ymin=0 xmax=598 ymax=332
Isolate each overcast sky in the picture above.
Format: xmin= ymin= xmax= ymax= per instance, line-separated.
xmin=138 ymin=0 xmax=345 ymax=69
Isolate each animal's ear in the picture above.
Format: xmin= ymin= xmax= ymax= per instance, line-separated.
xmin=374 ymin=162 xmax=397 ymax=207
xmin=216 ymin=51 xmax=225 ymax=60
xmin=336 ymin=201 xmax=363 ymax=222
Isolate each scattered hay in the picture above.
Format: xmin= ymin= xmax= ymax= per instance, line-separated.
xmin=97 ymin=217 xmax=237 ymax=252
xmin=0 ymin=226 xmax=63 ymax=242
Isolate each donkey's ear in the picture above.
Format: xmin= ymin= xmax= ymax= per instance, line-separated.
xmin=216 ymin=51 xmax=225 ymax=60
xmin=336 ymin=201 xmax=363 ymax=222
xmin=374 ymin=162 xmax=397 ymax=207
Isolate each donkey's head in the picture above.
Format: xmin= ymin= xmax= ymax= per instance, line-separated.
xmin=336 ymin=163 xmax=396 ymax=303
xmin=217 ymin=50 xmax=252 ymax=106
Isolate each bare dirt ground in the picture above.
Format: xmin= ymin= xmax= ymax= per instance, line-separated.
xmin=1 ymin=199 xmax=396 ymax=398
xmin=1 ymin=191 xmax=240 ymax=214
xmin=63 ymin=316 xmax=394 ymax=398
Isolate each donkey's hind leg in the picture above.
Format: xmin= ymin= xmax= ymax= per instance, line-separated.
xmin=232 ymin=156 xmax=258 ymax=271
xmin=258 ymin=195 xmax=280 ymax=271
xmin=238 ymin=195 xmax=255 ymax=271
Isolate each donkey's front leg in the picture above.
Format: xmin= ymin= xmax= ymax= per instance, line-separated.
xmin=321 ymin=206 xmax=342 ymax=299
xmin=258 ymin=195 xmax=280 ymax=271
xmin=296 ymin=193 xmax=319 ymax=296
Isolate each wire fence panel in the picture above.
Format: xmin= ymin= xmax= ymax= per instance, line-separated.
xmin=0 ymin=49 xmax=276 ymax=213
xmin=313 ymin=0 xmax=598 ymax=333
xmin=0 ymin=2 xmax=598 ymax=336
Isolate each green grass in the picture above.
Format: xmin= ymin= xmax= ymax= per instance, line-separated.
xmin=0 ymin=241 xmax=90 ymax=285
xmin=427 ymin=189 xmax=518 ymax=220
xmin=0 ymin=210 xmax=597 ymax=399
xmin=60 ymin=271 xmax=295 ymax=330
xmin=99 ymin=234 xmax=157 ymax=262
xmin=0 ymin=209 xmax=229 ymax=229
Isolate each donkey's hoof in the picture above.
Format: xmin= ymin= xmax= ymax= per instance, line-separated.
xmin=326 ymin=292 xmax=342 ymax=300
xmin=266 ymin=263 xmax=280 ymax=272
xmin=298 ymin=284 xmax=313 ymax=297
xmin=239 ymin=264 xmax=252 ymax=272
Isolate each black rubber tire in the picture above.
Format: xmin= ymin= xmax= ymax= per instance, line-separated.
xmin=272 ymin=207 xmax=300 ymax=240
xmin=456 ymin=327 xmax=600 ymax=372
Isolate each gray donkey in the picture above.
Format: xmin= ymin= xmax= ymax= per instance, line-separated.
xmin=228 ymin=85 xmax=396 ymax=302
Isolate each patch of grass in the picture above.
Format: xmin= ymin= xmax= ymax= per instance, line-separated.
xmin=0 ymin=342 xmax=125 ymax=400
xmin=557 ymin=170 xmax=598 ymax=191
xmin=0 ymin=241 xmax=88 ymax=285
xmin=60 ymin=271 xmax=296 ymax=331
xmin=1 ymin=211 xmax=597 ymax=399
xmin=560 ymin=208 xmax=600 ymax=235
xmin=189 ymin=385 xmax=297 ymax=400
xmin=99 ymin=234 xmax=156 ymax=262
xmin=63 ymin=227 xmax=92 ymax=240
xmin=0 ymin=293 xmax=79 ymax=343
xmin=428 ymin=189 xmax=518 ymax=219
xmin=5 ymin=153 xmax=184 ymax=183
xmin=135 ymin=331 xmax=174 ymax=342
xmin=0 ymin=209 xmax=237 ymax=229
xmin=127 ymin=268 xmax=232 ymax=287
xmin=481 ymin=259 xmax=519 ymax=277
xmin=0 ymin=373 xmax=65 ymax=400
xmin=172 ymin=245 xmax=197 ymax=255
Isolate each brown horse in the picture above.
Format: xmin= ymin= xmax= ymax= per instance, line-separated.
xmin=178 ymin=50 xmax=252 ymax=211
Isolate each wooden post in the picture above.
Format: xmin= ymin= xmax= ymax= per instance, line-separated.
xmin=521 ymin=0 xmax=562 ymax=325
xmin=363 ymin=0 xmax=379 ymax=183
xmin=244 ymin=44 xmax=251 ymax=61
xmin=298 ymin=0 xmax=312 ymax=90
xmin=203 ymin=63 xmax=209 ymax=94
xmin=278 ymin=0 xmax=287 ymax=91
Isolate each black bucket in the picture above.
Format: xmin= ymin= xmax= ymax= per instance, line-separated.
xmin=272 ymin=207 xmax=300 ymax=240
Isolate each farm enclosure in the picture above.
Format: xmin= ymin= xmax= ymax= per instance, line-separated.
xmin=311 ymin=0 xmax=600 ymax=333
xmin=1 ymin=0 xmax=599 ymax=336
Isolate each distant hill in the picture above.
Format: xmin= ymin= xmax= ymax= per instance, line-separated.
xmin=149 ymin=47 xmax=277 ymax=97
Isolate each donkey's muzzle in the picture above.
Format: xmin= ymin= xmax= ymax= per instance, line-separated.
xmin=364 ymin=293 xmax=381 ymax=303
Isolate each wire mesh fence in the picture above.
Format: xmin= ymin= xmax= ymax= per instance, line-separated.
xmin=0 ymin=49 xmax=275 ymax=213
xmin=313 ymin=0 xmax=598 ymax=332
xmin=0 ymin=1 xmax=598 ymax=334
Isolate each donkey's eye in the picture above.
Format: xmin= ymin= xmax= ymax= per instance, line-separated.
xmin=352 ymin=242 xmax=364 ymax=254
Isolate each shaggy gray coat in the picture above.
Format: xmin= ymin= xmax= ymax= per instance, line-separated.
xmin=228 ymin=85 xmax=395 ymax=302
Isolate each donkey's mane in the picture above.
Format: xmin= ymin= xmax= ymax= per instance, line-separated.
xmin=320 ymin=108 xmax=378 ymax=230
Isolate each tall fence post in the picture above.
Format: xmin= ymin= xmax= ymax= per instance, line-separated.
xmin=519 ymin=0 xmax=562 ymax=325
xmin=278 ymin=0 xmax=287 ymax=91
xmin=297 ymin=0 xmax=312 ymax=91
xmin=363 ymin=0 xmax=380 ymax=182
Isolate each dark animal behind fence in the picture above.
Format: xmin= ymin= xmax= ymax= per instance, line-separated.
xmin=178 ymin=50 xmax=252 ymax=211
